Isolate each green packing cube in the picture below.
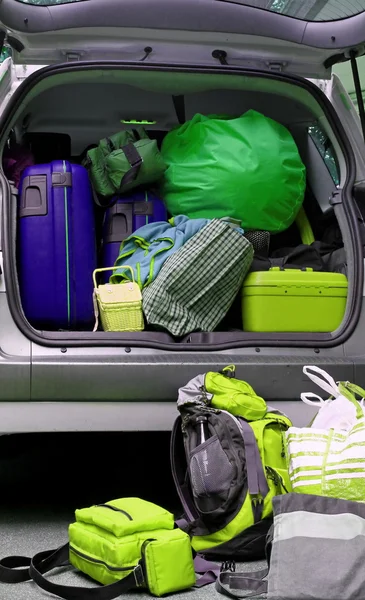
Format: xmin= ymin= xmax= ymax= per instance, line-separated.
xmin=160 ymin=110 xmax=306 ymax=233
xmin=0 ymin=497 xmax=199 ymax=598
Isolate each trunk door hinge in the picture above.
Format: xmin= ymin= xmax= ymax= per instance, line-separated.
xmin=329 ymin=190 xmax=342 ymax=206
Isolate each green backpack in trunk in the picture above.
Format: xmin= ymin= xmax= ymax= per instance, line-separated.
xmin=170 ymin=365 xmax=292 ymax=560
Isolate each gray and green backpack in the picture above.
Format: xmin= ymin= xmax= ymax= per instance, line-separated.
xmin=170 ymin=365 xmax=292 ymax=560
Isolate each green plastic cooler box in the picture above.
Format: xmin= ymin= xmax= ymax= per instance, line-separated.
xmin=241 ymin=268 xmax=348 ymax=333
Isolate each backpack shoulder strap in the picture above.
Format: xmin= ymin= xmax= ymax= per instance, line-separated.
xmin=236 ymin=418 xmax=269 ymax=521
xmin=170 ymin=415 xmax=199 ymax=523
xmin=193 ymin=555 xmax=221 ymax=588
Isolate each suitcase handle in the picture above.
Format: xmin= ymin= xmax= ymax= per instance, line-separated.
xmin=93 ymin=265 xmax=135 ymax=288
xmin=19 ymin=174 xmax=48 ymax=218
xmin=105 ymin=197 xmax=154 ymax=244
xmin=105 ymin=202 xmax=134 ymax=244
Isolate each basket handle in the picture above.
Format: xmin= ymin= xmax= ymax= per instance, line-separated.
xmin=93 ymin=265 xmax=135 ymax=288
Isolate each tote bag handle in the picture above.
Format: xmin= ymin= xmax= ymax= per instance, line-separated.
xmin=303 ymin=366 xmax=340 ymax=398
xmin=302 ymin=366 xmax=364 ymax=420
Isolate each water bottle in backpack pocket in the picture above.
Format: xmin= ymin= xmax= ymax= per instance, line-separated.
xmin=189 ymin=420 xmax=236 ymax=514
xmin=186 ymin=411 xmax=246 ymax=517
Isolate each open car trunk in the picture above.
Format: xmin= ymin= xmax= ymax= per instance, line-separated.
xmin=0 ymin=63 xmax=361 ymax=350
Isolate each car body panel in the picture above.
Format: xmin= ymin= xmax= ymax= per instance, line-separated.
xmin=0 ymin=3 xmax=364 ymax=429
xmin=1 ymin=0 xmax=365 ymax=78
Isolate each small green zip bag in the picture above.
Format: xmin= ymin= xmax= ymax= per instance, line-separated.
xmin=0 ymin=498 xmax=199 ymax=599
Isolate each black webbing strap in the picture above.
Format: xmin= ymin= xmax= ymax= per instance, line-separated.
xmin=0 ymin=543 xmax=69 ymax=584
xmin=90 ymin=185 xmax=117 ymax=209
xmin=84 ymin=133 xmax=143 ymax=208
xmin=216 ymin=524 xmax=273 ymax=599
xmin=119 ymin=143 xmax=143 ymax=189
xmin=216 ymin=568 xmax=269 ymax=598
xmin=87 ymin=141 xmax=142 ymax=209
xmin=0 ymin=543 xmax=143 ymax=600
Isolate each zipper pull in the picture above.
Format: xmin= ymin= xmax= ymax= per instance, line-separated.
xmin=265 ymin=466 xmax=279 ymax=486
xmin=199 ymin=385 xmax=211 ymax=405
xmin=266 ymin=466 xmax=289 ymax=493
xmin=251 ymin=494 xmax=263 ymax=521
xmin=280 ymin=424 xmax=287 ymax=458
xmin=279 ymin=477 xmax=289 ymax=494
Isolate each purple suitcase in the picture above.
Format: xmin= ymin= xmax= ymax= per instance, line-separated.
xmin=18 ymin=161 xmax=97 ymax=330
xmin=101 ymin=190 xmax=167 ymax=271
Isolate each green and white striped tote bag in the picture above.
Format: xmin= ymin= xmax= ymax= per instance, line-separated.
xmin=286 ymin=366 xmax=365 ymax=501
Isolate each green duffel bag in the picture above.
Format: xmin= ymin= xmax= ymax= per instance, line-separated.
xmin=85 ymin=128 xmax=167 ymax=198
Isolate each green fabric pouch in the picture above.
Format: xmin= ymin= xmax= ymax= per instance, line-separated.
xmin=205 ymin=364 xmax=267 ymax=420
xmin=0 ymin=497 xmax=198 ymax=599
xmin=105 ymin=139 xmax=167 ymax=195
xmin=85 ymin=128 xmax=167 ymax=198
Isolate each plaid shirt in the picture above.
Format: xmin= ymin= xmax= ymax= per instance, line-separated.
xmin=142 ymin=219 xmax=253 ymax=336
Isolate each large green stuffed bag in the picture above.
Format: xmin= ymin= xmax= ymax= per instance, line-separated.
xmin=160 ymin=110 xmax=306 ymax=233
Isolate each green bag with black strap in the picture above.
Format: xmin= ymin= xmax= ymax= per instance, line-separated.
xmin=0 ymin=497 xmax=220 ymax=599
xmin=84 ymin=128 xmax=167 ymax=200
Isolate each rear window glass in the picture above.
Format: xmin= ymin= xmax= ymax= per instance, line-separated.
xmin=308 ymin=125 xmax=340 ymax=185
xmin=217 ymin=1 xmax=365 ymax=22
xmin=15 ymin=0 xmax=86 ymax=5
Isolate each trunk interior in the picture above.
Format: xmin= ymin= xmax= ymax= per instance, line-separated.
xmin=0 ymin=66 xmax=355 ymax=348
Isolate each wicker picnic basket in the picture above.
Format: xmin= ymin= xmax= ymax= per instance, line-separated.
xmin=93 ymin=266 xmax=144 ymax=332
